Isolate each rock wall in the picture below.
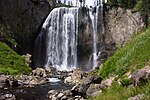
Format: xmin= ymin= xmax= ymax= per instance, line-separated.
xmin=0 ymin=0 xmax=51 ymax=54
xmin=97 ymin=7 xmax=145 ymax=63
xmin=104 ymin=7 xmax=145 ymax=47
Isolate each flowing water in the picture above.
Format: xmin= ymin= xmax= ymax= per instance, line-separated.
xmin=34 ymin=1 xmax=104 ymax=71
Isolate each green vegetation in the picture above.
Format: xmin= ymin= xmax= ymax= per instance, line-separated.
xmin=90 ymin=81 xmax=150 ymax=100
xmin=98 ymin=27 xmax=150 ymax=77
xmin=0 ymin=42 xmax=31 ymax=75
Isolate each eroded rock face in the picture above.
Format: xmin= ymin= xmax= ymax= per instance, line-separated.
xmin=0 ymin=0 xmax=50 ymax=54
xmin=104 ymin=7 xmax=145 ymax=47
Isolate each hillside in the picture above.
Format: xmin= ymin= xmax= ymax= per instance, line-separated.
xmin=0 ymin=42 xmax=31 ymax=75
xmin=91 ymin=27 xmax=150 ymax=99
xmin=99 ymin=27 xmax=150 ymax=78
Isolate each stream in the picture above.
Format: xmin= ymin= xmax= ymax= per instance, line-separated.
xmin=0 ymin=77 xmax=72 ymax=100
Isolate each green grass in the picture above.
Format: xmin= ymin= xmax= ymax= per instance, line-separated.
xmin=90 ymin=81 xmax=150 ymax=100
xmin=99 ymin=27 xmax=150 ymax=78
xmin=0 ymin=42 xmax=31 ymax=75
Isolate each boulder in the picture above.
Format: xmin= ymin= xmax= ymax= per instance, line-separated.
xmin=32 ymin=68 xmax=47 ymax=77
xmin=0 ymin=94 xmax=16 ymax=100
xmin=128 ymin=94 xmax=144 ymax=100
xmin=64 ymin=69 xmax=83 ymax=84
xmin=99 ymin=77 xmax=115 ymax=89
xmin=47 ymin=90 xmax=83 ymax=100
xmin=0 ymin=76 xmax=10 ymax=89
xmin=29 ymin=77 xmax=47 ymax=85
xmin=130 ymin=66 xmax=150 ymax=86
xmin=86 ymin=84 xmax=102 ymax=97
xmin=71 ymin=75 xmax=103 ymax=98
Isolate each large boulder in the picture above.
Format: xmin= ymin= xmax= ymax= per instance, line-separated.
xmin=64 ymin=69 xmax=84 ymax=84
xmin=99 ymin=76 xmax=115 ymax=89
xmin=71 ymin=75 xmax=103 ymax=98
xmin=86 ymin=84 xmax=102 ymax=97
xmin=32 ymin=68 xmax=47 ymax=77
xmin=130 ymin=66 xmax=150 ymax=86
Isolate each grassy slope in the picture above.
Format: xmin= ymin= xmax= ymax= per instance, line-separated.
xmin=0 ymin=42 xmax=31 ymax=75
xmin=90 ymin=27 xmax=150 ymax=100
xmin=99 ymin=27 xmax=150 ymax=78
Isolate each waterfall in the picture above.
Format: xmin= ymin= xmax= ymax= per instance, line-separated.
xmin=34 ymin=2 xmax=104 ymax=71
xmin=34 ymin=7 xmax=78 ymax=71
xmin=89 ymin=1 xmax=104 ymax=69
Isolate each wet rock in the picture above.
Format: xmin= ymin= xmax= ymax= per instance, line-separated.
xmin=128 ymin=94 xmax=144 ymax=100
xmin=86 ymin=84 xmax=102 ymax=97
xmin=32 ymin=68 xmax=47 ymax=77
xmin=131 ymin=66 xmax=150 ymax=86
xmin=0 ymin=76 xmax=10 ymax=89
xmin=29 ymin=76 xmax=47 ymax=85
xmin=47 ymin=90 xmax=83 ymax=100
xmin=0 ymin=94 xmax=16 ymax=100
xmin=64 ymin=69 xmax=83 ymax=84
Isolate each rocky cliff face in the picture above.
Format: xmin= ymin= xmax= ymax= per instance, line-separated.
xmin=104 ymin=7 xmax=145 ymax=47
xmin=0 ymin=0 xmax=51 ymax=54
xmin=97 ymin=7 xmax=146 ymax=63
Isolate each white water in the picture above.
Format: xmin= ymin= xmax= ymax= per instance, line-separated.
xmin=89 ymin=1 xmax=104 ymax=69
xmin=41 ymin=7 xmax=79 ymax=71
xmin=34 ymin=1 xmax=104 ymax=71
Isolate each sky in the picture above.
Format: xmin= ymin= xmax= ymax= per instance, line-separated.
xmin=60 ymin=0 xmax=107 ymax=7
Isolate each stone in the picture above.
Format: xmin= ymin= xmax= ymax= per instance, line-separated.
xmin=131 ymin=66 xmax=150 ymax=86
xmin=105 ymin=7 xmax=145 ymax=47
xmin=86 ymin=84 xmax=102 ymax=97
xmin=128 ymin=94 xmax=144 ymax=100
xmin=29 ymin=77 xmax=47 ymax=85
xmin=32 ymin=68 xmax=46 ymax=77
xmin=0 ymin=94 xmax=16 ymax=100
xmin=25 ymin=53 xmax=32 ymax=66
xmin=0 ymin=76 xmax=10 ymax=89
xmin=100 ymin=77 xmax=115 ymax=89
xmin=0 ymin=0 xmax=50 ymax=54
xmin=57 ymin=93 xmax=64 ymax=99
xmin=71 ymin=75 xmax=103 ymax=98
xmin=83 ymin=75 xmax=103 ymax=85
xmin=64 ymin=69 xmax=83 ymax=84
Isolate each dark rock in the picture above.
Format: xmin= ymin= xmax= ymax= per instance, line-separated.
xmin=0 ymin=76 xmax=10 ymax=89
xmin=131 ymin=66 xmax=150 ymax=86
xmin=0 ymin=0 xmax=51 ymax=54
xmin=71 ymin=75 xmax=103 ymax=98
xmin=0 ymin=94 xmax=16 ymax=100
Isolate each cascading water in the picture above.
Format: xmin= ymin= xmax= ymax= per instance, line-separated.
xmin=34 ymin=1 xmax=104 ymax=71
xmin=89 ymin=1 xmax=104 ymax=69
xmin=34 ymin=7 xmax=78 ymax=71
